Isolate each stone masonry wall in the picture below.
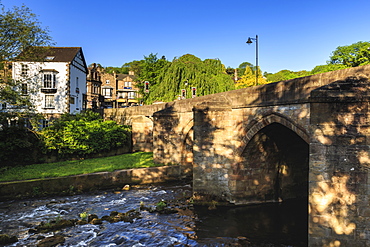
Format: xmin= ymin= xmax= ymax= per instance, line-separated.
xmin=309 ymin=76 xmax=370 ymax=246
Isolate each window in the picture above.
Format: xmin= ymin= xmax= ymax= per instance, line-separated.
xmin=21 ymin=83 xmax=28 ymax=95
xmin=45 ymin=56 xmax=55 ymax=61
xmin=102 ymin=88 xmax=112 ymax=97
xmin=44 ymin=95 xmax=55 ymax=108
xmin=92 ymin=83 xmax=99 ymax=94
xmin=106 ymin=80 xmax=110 ymax=84
xmin=70 ymin=97 xmax=75 ymax=104
xmin=43 ymin=74 xmax=56 ymax=88
xmin=128 ymin=91 xmax=136 ymax=99
xmin=124 ymin=81 xmax=132 ymax=87
xmin=21 ymin=64 xmax=28 ymax=76
xmin=41 ymin=119 xmax=50 ymax=128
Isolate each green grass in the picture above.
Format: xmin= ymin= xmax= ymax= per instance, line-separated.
xmin=0 ymin=152 xmax=162 ymax=182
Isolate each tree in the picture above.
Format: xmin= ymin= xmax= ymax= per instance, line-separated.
xmin=235 ymin=66 xmax=268 ymax=89
xmin=135 ymin=53 xmax=169 ymax=103
xmin=237 ymin=62 xmax=254 ymax=77
xmin=0 ymin=3 xmax=53 ymax=118
xmin=265 ymin=69 xmax=310 ymax=83
xmin=329 ymin=41 xmax=370 ymax=67
xmin=0 ymin=4 xmax=53 ymax=62
xmin=145 ymin=54 xmax=234 ymax=104
xmin=310 ymin=64 xmax=348 ymax=75
xmin=0 ymin=3 xmax=53 ymax=166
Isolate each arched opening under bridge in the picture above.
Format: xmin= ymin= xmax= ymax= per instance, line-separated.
xmin=236 ymin=122 xmax=309 ymax=202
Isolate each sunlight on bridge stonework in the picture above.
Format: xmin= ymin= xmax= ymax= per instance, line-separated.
xmin=310 ymin=175 xmax=356 ymax=235
xmin=358 ymin=150 xmax=370 ymax=168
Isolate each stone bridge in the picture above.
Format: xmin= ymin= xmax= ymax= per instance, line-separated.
xmin=104 ymin=64 xmax=370 ymax=246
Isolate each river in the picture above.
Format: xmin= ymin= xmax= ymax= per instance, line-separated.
xmin=0 ymin=182 xmax=307 ymax=246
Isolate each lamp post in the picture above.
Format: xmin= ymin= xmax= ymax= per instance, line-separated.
xmin=246 ymin=35 xmax=258 ymax=86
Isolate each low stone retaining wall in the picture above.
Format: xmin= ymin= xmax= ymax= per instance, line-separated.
xmin=0 ymin=165 xmax=192 ymax=201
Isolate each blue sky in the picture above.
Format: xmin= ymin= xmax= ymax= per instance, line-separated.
xmin=2 ymin=0 xmax=370 ymax=73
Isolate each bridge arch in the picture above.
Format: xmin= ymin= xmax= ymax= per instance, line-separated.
xmin=232 ymin=113 xmax=309 ymax=203
xmin=239 ymin=112 xmax=309 ymax=155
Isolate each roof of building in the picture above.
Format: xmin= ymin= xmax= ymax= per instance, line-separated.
xmin=15 ymin=47 xmax=83 ymax=62
xmin=117 ymin=74 xmax=135 ymax=81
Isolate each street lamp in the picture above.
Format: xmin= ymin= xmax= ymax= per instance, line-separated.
xmin=246 ymin=35 xmax=258 ymax=86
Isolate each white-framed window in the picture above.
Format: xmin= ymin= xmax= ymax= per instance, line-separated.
xmin=21 ymin=64 xmax=28 ymax=76
xmin=128 ymin=91 xmax=136 ymax=99
xmin=43 ymin=74 xmax=56 ymax=88
xmin=106 ymin=80 xmax=110 ymax=84
xmin=44 ymin=95 xmax=55 ymax=108
xmin=102 ymin=88 xmax=112 ymax=97
xmin=124 ymin=81 xmax=132 ymax=87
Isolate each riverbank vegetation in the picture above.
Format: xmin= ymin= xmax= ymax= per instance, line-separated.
xmin=0 ymin=111 xmax=132 ymax=167
xmin=0 ymin=152 xmax=158 ymax=182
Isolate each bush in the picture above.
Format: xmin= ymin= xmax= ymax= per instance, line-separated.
xmin=0 ymin=111 xmax=132 ymax=166
xmin=40 ymin=114 xmax=131 ymax=159
xmin=0 ymin=126 xmax=42 ymax=167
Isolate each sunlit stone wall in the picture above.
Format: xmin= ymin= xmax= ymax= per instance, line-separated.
xmin=309 ymin=76 xmax=370 ymax=246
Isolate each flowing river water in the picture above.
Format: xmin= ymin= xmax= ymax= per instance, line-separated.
xmin=0 ymin=182 xmax=307 ymax=246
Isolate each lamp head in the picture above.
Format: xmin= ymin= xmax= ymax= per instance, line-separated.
xmin=246 ymin=37 xmax=253 ymax=44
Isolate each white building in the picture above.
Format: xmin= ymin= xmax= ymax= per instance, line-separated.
xmin=11 ymin=47 xmax=88 ymax=119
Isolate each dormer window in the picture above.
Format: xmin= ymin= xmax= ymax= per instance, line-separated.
xmin=45 ymin=56 xmax=55 ymax=61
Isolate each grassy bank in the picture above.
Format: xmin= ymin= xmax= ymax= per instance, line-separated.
xmin=0 ymin=152 xmax=161 ymax=182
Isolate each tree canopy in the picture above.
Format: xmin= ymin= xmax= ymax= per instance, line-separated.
xmin=329 ymin=41 xmax=370 ymax=67
xmin=145 ymin=54 xmax=234 ymax=104
xmin=0 ymin=4 xmax=53 ymax=62
xmin=235 ymin=66 xmax=268 ymax=89
xmin=0 ymin=3 xmax=53 ymax=119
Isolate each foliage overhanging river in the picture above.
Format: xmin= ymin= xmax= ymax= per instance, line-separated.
xmin=0 ymin=182 xmax=307 ymax=246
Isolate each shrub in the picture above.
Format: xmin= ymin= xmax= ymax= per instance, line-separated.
xmin=40 ymin=115 xmax=131 ymax=159
xmin=0 ymin=126 xmax=42 ymax=167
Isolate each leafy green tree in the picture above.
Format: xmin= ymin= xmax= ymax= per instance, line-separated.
xmin=237 ymin=62 xmax=254 ymax=77
xmin=0 ymin=3 xmax=53 ymax=62
xmin=0 ymin=3 xmax=53 ymax=117
xmin=123 ymin=60 xmax=144 ymax=76
xmin=265 ymin=69 xmax=310 ymax=83
xmin=145 ymin=54 xmax=234 ymax=103
xmin=310 ymin=64 xmax=348 ymax=75
xmin=235 ymin=66 xmax=267 ymax=89
xmin=329 ymin=41 xmax=370 ymax=67
xmin=135 ymin=53 xmax=169 ymax=103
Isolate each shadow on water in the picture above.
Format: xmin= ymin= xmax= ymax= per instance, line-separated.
xmin=194 ymin=199 xmax=308 ymax=247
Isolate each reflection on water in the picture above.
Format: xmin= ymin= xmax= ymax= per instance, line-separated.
xmin=0 ymin=182 xmax=307 ymax=246
xmin=194 ymin=199 xmax=308 ymax=246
